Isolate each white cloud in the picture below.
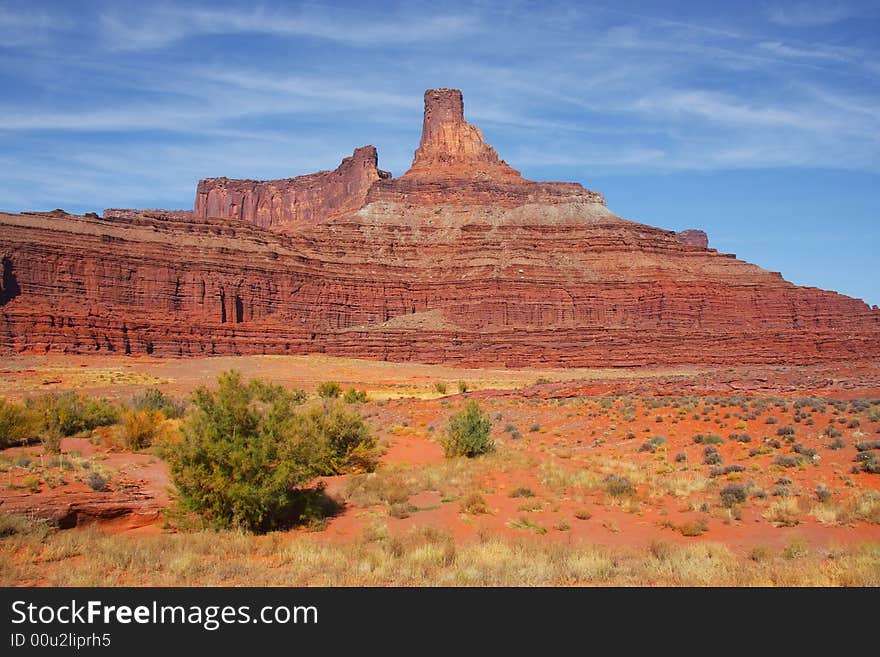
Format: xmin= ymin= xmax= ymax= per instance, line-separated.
xmin=98 ymin=4 xmax=482 ymax=51
xmin=767 ymin=2 xmax=857 ymax=27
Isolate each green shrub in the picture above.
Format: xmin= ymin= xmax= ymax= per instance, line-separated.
xmin=442 ymin=400 xmax=493 ymax=458
xmin=433 ymin=382 xmax=447 ymax=395
xmin=27 ymin=391 xmax=119 ymax=438
xmin=317 ymin=381 xmax=341 ymax=399
xmin=168 ymin=371 xmax=376 ymax=532
xmin=342 ymin=388 xmax=368 ymax=404
xmin=128 ymin=388 xmax=187 ymax=418
xmin=0 ymin=398 xmax=38 ymax=448
xmin=290 ymin=400 xmax=378 ymax=475
xmin=457 ymin=381 xmax=469 ymax=394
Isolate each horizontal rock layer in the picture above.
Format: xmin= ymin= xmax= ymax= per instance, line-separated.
xmin=2 ymin=207 xmax=877 ymax=366
xmin=193 ymin=145 xmax=390 ymax=232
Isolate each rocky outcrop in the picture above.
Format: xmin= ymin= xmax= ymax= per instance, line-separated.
xmin=1 ymin=89 xmax=878 ymax=366
xmin=675 ymin=229 xmax=709 ymax=249
xmin=193 ymin=145 xmax=390 ymax=231
xmin=403 ymin=88 xmax=522 ymax=182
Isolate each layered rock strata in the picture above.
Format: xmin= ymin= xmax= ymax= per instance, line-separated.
xmin=1 ymin=89 xmax=878 ymax=366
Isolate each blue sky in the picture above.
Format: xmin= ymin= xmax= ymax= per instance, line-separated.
xmin=1 ymin=0 xmax=878 ymax=305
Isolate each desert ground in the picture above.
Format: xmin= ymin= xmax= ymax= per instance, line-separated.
xmin=2 ymin=353 xmax=879 ymax=586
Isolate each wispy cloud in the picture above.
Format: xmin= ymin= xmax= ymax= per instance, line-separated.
xmin=97 ymin=4 xmax=482 ymax=51
xmin=766 ymin=2 xmax=859 ymax=27
xmin=0 ymin=5 xmax=75 ymax=47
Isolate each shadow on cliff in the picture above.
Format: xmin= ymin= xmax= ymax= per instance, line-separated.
xmin=0 ymin=256 xmax=21 ymax=305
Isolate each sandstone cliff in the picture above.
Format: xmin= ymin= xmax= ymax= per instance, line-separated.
xmin=193 ymin=145 xmax=390 ymax=231
xmin=1 ymin=89 xmax=878 ymax=366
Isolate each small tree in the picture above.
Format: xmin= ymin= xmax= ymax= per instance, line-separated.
xmin=168 ymin=371 xmax=312 ymax=531
xmin=443 ymin=401 xmax=493 ymax=458
xmin=166 ymin=371 xmax=376 ymax=531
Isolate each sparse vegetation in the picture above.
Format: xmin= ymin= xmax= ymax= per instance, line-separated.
xmin=317 ymin=381 xmax=341 ymax=399
xmin=442 ymin=401 xmax=493 ymax=458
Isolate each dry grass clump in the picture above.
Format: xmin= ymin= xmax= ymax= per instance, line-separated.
xmin=2 ymin=514 xmax=879 ymax=587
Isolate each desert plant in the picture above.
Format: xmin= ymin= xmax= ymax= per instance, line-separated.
xmin=603 ymin=474 xmax=635 ymax=497
xmin=317 ymin=381 xmax=341 ymax=399
xmin=720 ymin=483 xmax=748 ymax=507
xmin=433 ymin=382 xmax=447 ymax=395
xmin=702 ymin=446 xmax=722 ymax=465
xmin=290 ymin=400 xmax=379 ymax=475
xmin=442 ymin=401 xmax=493 ymax=458
xmin=457 ymin=381 xmax=469 ymax=394
xmin=128 ymin=388 xmax=187 ymax=419
xmin=26 ymin=391 xmax=119 ymax=438
xmin=120 ymin=409 xmax=165 ymax=451
xmin=342 ymin=388 xmax=368 ymax=404
xmin=773 ymin=454 xmax=802 ymax=468
xmin=855 ymin=441 xmax=880 ymax=452
xmin=509 ymin=486 xmax=535 ymax=498
xmin=460 ymin=492 xmax=489 ymax=515
xmin=692 ymin=433 xmax=723 ymax=445
xmin=168 ymin=371 xmax=373 ymax=531
xmin=87 ymin=472 xmax=108 ymax=492
xmin=0 ymin=398 xmax=39 ymax=448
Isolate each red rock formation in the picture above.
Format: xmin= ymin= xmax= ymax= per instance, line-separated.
xmin=193 ymin=145 xmax=390 ymax=231
xmin=676 ymin=229 xmax=709 ymax=249
xmin=403 ymin=88 xmax=522 ymax=182
xmin=1 ymin=88 xmax=878 ymax=366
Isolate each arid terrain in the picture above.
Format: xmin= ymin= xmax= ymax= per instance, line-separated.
xmin=2 ymin=353 xmax=879 ymax=586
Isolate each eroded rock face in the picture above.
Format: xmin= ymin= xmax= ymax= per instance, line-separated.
xmin=676 ymin=229 xmax=710 ymax=249
xmin=1 ymin=88 xmax=879 ymax=366
xmin=403 ymin=88 xmax=522 ymax=182
xmin=193 ymin=145 xmax=390 ymax=231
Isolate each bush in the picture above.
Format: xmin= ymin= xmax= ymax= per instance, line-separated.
xmin=773 ymin=454 xmax=802 ymax=468
xmin=457 ymin=381 xmax=469 ymax=394
xmin=603 ymin=474 xmax=635 ymax=497
xmin=120 ymin=409 xmax=165 ymax=451
xmin=317 ymin=381 xmax=341 ymax=399
xmin=442 ymin=401 xmax=493 ymax=458
xmin=776 ymin=426 xmax=796 ymax=438
xmin=290 ymin=400 xmax=379 ymax=475
xmin=342 ymin=388 xmax=368 ymax=404
xmin=692 ymin=433 xmax=723 ymax=445
xmin=27 ymin=391 xmax=119 ymax=438
xmin=460 ymin=492 xmax=489 ymax=515
xmin=168 ymin=371 xmax=375 ymax=532
xmin=433 ymin=382 xmax=447 ymax=395
xmin=509 ymin=486 xmax=535 ymax=498
xmin=709 ymin=464 xmax=746 ymax=478
xmin=826 ymin=437 xmax=847 ymax=450
xmin=720 ymin=483 xmax=748 ymax=507
xmin=0 ymin=398 xmax=38 ymax=448
xmin=674 ymin=452 xmax=687 ymax=463
xmin=87 ymin=472 xmax=108 ymax=492
xmin=129 ymin=388 xmax=187 ymax=419
xmin=702 ymin=446 xmax=722 ymax=465
xmin=855 ymin=441 xmax=880 ymax=452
